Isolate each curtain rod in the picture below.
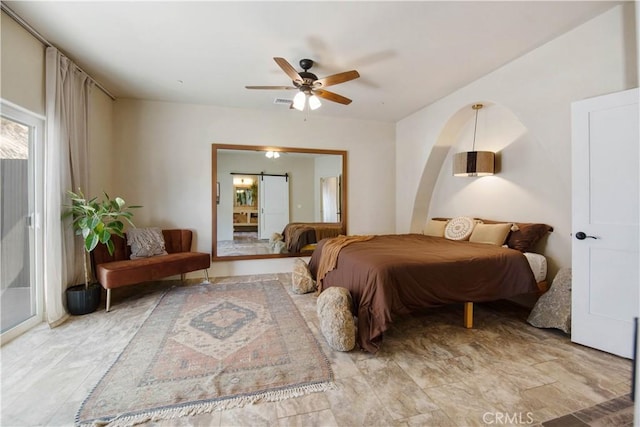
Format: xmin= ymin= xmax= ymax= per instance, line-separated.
xmin=1 ymin=4 xmax=116 ymax=100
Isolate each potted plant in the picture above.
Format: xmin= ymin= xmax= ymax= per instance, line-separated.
xmin=63 ymin=189 xmax=140 ymax=315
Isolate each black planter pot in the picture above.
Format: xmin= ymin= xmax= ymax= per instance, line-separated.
xmin=66 ymin=283 xmax=102 ymax=315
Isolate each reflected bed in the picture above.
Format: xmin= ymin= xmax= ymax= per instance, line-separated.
xmin=282 ymin=222 xmax=343 ymax=253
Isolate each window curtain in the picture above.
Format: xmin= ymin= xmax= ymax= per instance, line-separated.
xmin=44 ymin=47 xmax=93 ymax=326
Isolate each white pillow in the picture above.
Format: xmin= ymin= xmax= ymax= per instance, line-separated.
xmin=444 ymin=217 xmax=477 ymax=241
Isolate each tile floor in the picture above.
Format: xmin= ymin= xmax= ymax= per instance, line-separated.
xmin=0 ymin=274 xmax=633 ymax=426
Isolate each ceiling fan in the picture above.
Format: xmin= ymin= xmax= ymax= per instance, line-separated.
xmin=245 ymin=57 xmax=360 ymax=111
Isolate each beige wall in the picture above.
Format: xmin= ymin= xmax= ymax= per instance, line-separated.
xmin=1 ymin=11 xmax=115 ymax=198
xmin=87 ymin=89 xmax=115 ymax=197
xmin=396 ymin=4 xmax=638 ymax=280
xmin=1 ymin=12 xmax=45 ymax=115
xmin=113 ymin=99 xmax=395 ymax=276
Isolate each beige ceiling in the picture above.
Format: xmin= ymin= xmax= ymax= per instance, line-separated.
xmin=5 ymin=1 xmax=620 ymax=123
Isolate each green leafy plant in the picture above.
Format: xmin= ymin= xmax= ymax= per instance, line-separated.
xmin=64 ymin=189 xmax=141 ymax=289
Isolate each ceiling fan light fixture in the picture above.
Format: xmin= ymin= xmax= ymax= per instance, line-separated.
xmin=246 ymin=58 xmax=359 ymax=111
xmin=308 ymin=94 xmax=321 ymax=110
xmin=292 ymin=92 xmax=306 ymax=111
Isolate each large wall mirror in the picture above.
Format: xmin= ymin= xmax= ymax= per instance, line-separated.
xmin=212 ymin=144 xmax=348 ymax=261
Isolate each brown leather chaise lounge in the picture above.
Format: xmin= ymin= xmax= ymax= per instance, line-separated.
xmin=90 ymin=229 xmax=211 ymax=311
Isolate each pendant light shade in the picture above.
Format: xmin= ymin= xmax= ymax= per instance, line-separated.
xmin=308 ymin=94 xmax=322 ymax=110
xmin=453 ymin=104 xmax=495 ymax=177
xmin=453 ymin=151 xmax=495 ymax=176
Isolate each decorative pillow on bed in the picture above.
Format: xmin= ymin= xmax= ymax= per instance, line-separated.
xmin=291 ymin=258 xmax=316 ymax=294
xmin=469 ymin=223 xmax=512 ymax=246
xmin=127 ymin=227 xmax=168 ymax=259
xmin=424 ymin=219 xmax=448 ymax=237
xmin=506 ymin=223 xmax=553 ymax=252
xmin=444 ymin=217 xmax=478 ymax=241
xmin=478 ymin=219 xmax=553 ymax=252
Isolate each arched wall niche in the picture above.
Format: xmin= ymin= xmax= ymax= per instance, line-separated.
xmin=410 ymin=101 xmax=570 ymax=280
xmin=409 ymin=102 xmax=487 ymax=233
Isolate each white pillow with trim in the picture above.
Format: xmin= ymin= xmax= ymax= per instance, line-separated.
xmin=444 ymin=217 xmax=477 ymax=241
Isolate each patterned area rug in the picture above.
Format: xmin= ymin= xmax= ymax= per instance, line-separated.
xmin=76 ymin=278 xmax=333 ymax=426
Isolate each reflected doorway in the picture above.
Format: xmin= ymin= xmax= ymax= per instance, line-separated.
xmin=321 ymin=176 xmax=341 ymax=222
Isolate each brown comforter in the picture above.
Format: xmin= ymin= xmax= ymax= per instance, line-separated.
xmin=308 ymin=234 xmax=538 ymax=353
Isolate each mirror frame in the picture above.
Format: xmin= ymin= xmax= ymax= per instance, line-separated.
xmin=212 ymin=143 xmax=348 ymax=261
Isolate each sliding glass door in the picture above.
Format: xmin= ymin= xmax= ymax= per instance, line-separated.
xmin=0 ymin=101 xmax=44 ymax=342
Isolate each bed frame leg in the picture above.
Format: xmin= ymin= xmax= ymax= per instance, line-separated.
xmin=106 ymin=289 xmax=111 ymax=313
xmin=464 ymin=302 xmax=473 ymax=328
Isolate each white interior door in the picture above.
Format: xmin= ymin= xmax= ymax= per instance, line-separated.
xmin=259 ymin=175 xmax=289 ymax=240
xmin=571 ymin=88 xmax=639 ymax=358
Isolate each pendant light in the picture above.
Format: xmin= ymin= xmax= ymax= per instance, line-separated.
xmin=453 ymin=104 xmax=495 ymax=177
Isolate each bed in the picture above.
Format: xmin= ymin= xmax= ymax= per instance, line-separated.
xmin=308 ymin=223 xmax=551 ymax=353
xmin=282 ymin=222 xmax=343 ymax=253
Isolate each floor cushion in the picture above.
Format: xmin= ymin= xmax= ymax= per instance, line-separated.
xmin=317 ymin=287 xmax=356 ymax=351
xmin=291 ymin=258 xmax=316 ymax=294
xmin=527 ymin=267 xmax=572 ymax=333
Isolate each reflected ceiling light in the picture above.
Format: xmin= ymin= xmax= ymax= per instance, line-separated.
xmin=233 ymin=177 xmax=254 ymax=186
xmin=453 ymin=104 xmax=495 ymax=177
xmin=265 ymin=151 xmax=280 ymax=159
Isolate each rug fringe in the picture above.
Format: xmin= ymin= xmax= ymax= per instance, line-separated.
xmin=81 ymin=381 xmax=336 ymax=427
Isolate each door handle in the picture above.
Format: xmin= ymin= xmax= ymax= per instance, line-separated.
xmin=575 ymin=231 xmax=598 ymax=240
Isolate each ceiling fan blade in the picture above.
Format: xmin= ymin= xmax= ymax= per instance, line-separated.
xmin=273 ymin=57 xmax=303 ymax=83
xmin=245 ymin=85 xmax=297 ymax=90
xmin=313 ymin=89 xmax=352 ymax=105
xmin=313 ymin=70 xmax=360 ymax=88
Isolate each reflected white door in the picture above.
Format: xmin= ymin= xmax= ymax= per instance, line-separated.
xmin=571 ymin=88 xmax=639 ymax=358
xmin=321 ymin=176 xmax=340 ymax=222
xmin=259 ymin=175 xmax=289 ymax=239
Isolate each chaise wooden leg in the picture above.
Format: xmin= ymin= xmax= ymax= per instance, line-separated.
xmin=106 ymin=289 xmax=111 ymax=312
xmin=180 ymin=273 xmax=186 ymax=282
xmin=203 ymin=269 xmax=210 ymax=282
xmin=464 ymin=302 xmax=473 ymax=328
